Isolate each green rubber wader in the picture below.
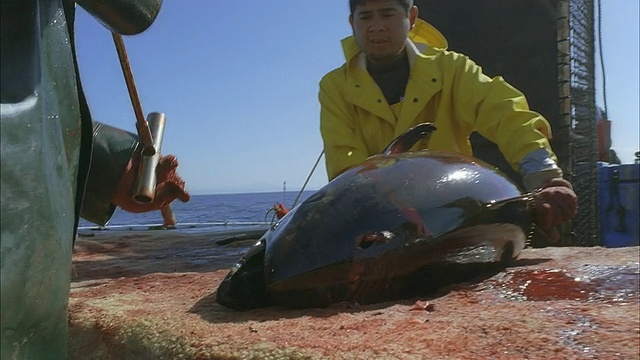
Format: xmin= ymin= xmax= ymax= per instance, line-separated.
xmin=1 ymin=2 xmax=80 ymax=358
xmin=1 ymin=0 xmax=159 ymax=358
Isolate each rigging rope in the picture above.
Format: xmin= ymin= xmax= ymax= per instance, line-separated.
xmin=292 ymin=150 xmax=325 ymax=208
xmin=266 ymin=150 xmax=325 ymax=224
xmin=596 ymin=0 xmax=608 ymax=116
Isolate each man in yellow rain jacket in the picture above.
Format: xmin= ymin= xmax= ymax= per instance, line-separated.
xmin=320 ymin=0 xmax=577 ymax=239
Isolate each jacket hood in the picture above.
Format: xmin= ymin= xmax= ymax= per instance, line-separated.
xmin=341 ymin=18 xmax=448 ymax=62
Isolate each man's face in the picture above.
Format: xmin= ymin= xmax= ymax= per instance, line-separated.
xmin=349 ymin=0 xmax=418 ymax=65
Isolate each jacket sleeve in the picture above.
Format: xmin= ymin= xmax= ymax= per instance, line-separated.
xmin=319 ymin=73 xmax=370 ymax=180
xmin=80 ymin=121 xmax=138 ymax=225
xmin=448 ymin=53 xmax=557 ymax=174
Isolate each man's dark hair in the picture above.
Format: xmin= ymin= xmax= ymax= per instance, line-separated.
xmin=349 ymin=0 xmax=414 ymax=15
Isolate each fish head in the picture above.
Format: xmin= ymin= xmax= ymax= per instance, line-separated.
xmin=215 ymin=236 xmax=273 ymax=310
xmin=263 ymin=172 xmax=406 ymax=307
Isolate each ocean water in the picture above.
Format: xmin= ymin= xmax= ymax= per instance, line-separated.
xmin=78 ymin=190 xmax=315 ymax=232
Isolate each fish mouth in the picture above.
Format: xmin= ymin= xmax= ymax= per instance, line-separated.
xmin=215 ymin=239 xmax=275 ymax=310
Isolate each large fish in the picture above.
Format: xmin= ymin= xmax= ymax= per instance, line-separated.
xmin=216 ymin=123 xmax=535 ymax=310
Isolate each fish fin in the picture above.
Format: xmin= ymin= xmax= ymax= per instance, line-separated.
xmin=382 ymin=123 xmax=437 ymax=155
xmin=484 ymin=195 xmax=537 ymax=242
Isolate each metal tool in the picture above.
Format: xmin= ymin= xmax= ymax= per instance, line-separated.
xmin=133 ymin=112 xmax=166 ymax=204
xmin=111 ymin=33 xmax=178 ymax=227
xmin=112 ymin=32 xmax=155 ymax=156
xmin=160 ymin=204 xmax=177 ymax=228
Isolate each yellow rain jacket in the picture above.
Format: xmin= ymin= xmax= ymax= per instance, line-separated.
xmin=320 ymin=19 xmax=556 ymax=180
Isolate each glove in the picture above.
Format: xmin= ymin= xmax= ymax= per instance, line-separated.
xmin=533 ymin=178 xmax=578 ymax=241
xmin=112 ymin=153 xmax=190 ymax=213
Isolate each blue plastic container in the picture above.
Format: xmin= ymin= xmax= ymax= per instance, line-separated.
xmin=597 ymin=163 xmax=640 ymax=247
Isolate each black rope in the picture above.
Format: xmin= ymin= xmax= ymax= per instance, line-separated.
xmin=292 ymin=150 xmax=324 ymax=208
xmin=596 ymin=0 xmax=608 ymax=116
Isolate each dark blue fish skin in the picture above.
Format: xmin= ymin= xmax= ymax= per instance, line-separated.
xmin=262 ymin=151 xmax=532 ymax=307
xmin=216 ymin=125 xmax=535 ymax=310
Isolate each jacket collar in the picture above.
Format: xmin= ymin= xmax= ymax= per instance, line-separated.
xmin=340 ymin=19 xmax=448 ymax=128
xmin=340 ymin=18 xmax=448 ymax=66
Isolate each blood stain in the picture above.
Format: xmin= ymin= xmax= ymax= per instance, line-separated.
xmin=498 ymin=266 xmax=639 ymax=303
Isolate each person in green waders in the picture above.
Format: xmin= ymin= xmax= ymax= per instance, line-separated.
xmin=1 ymin=1 xmax=190 ymax=358
xmin=320 ymin=0 xmax=578 ymax=240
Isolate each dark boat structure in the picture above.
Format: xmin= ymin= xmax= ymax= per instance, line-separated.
xmin=216 ymin=124 xmax=536 ymax=310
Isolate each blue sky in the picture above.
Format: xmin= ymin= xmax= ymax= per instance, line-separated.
xmin=74 ymin=1 xmax=639 ymax=195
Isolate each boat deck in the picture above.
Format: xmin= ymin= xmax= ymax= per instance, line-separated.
xmin=69 ymin=230 xmax=639 ymax=359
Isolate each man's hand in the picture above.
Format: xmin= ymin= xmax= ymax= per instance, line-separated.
xmin=533 ymin=178 xmax=578 ymax=241
xmin=112 ymin=154 xmax=190 ymax=213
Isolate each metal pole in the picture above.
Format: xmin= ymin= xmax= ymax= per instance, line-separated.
xmin=112 ymin=32 xmax=156 ymax=156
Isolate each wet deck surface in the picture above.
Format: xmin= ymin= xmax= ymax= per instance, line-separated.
xmin=69 ymin=230 xmax=639 ymax=359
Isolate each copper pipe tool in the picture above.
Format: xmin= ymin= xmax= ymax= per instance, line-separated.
xmin=112 ymin=32 xmax=177 ymax=227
